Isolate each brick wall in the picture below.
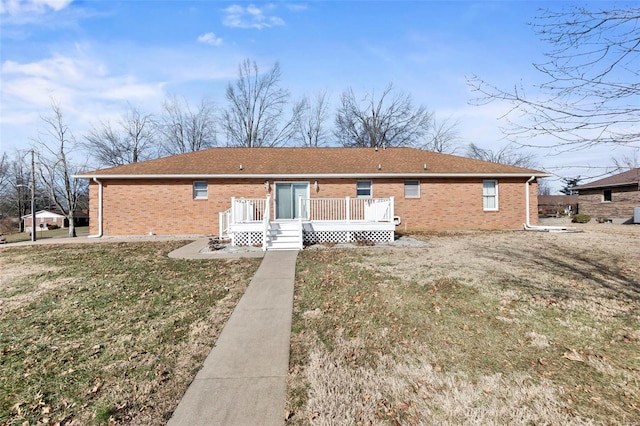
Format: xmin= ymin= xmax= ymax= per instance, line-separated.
xmin=578 ymin=186 xmax=640 ymax=220
xmin=89 ymin=177 xmax=539 ymax=235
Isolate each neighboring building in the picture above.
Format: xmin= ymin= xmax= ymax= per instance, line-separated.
xmin=22 ymin=210 xmax=66 ymax=232
xmin=21 ymin=210 xmax=90 ymax=232
xmin=75 ymin=147 xmax=548 ymax=249
xmin=573 ymin=168 xmax=640 ymax=223
xmin=538 ymin=195 xmax=579 ymax=216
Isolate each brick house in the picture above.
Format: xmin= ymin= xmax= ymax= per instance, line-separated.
xmin=22 ymin=210 xmax=66 ymax=232
xmin=75 ymin=147 xmax=547 ymax=249
xmin=573 ymin=168 xmax=640 ymax=223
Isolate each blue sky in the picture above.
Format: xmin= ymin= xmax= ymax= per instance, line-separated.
xmin=1 ymin=0 xmax=633 ymax=190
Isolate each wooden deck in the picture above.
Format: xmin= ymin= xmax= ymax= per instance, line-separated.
xmin=220 ymin=196 xmax=397 ymax=250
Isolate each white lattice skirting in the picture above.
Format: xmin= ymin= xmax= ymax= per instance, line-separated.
xmin=231 ymin=230 xmax=393 ymax=247
xmin=232 ymin=231 xmax=263 ymax=246
xmin=303 ymin=230 xmax=393 ymax=245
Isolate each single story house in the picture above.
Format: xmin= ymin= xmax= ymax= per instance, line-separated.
xmin=22 ymin=210 xmax=66 ymax=232
xmin=21 ymin=210 xmax=89 ymax=232
xmin=573 ymin=168 xmax=640 ymax=224
xmin=75 ymin=147 xmax=548 ymax=249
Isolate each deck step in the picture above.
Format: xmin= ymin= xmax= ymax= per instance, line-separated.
xmin=267 ymin=221 xmax=302 ymax=250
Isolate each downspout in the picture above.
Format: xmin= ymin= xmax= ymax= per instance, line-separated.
xmin=523 ymin=175 xmax=576 ymax=231
xmin=88 ymin=177 xmax=103 ymax=238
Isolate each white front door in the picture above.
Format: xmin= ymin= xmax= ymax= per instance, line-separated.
xmin=275 ymin=182 xmax=308 ymax=219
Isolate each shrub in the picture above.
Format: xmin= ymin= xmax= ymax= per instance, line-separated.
xmin=48 ymin=224 xmax=60 ymax=230
xmin=572 ymin=214 xmax=591 ymax=223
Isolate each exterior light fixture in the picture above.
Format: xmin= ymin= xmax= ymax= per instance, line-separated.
xmin=378 ymin=163 xmax=382 ymax=170
xmin=423 ymin=163 xmax=428 ymax=170
xmin=264 ymin=180 xmax=270 ymax=191
xmin=239 ymin=164 xmax=243 ymax=171
xmin=314 ymin=181 xmax=319 ymax=192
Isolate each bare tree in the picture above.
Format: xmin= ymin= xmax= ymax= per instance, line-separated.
xmin=0 ymin=152 xmax=8 ymax=194
xmin=295 ymin=91 xmax=331 ymax=147
xmin=421 ymin=115 xmax=461 ymax=153
xmin=538 ymin=179 xmax=552 ymax=196
xmin=469 ymin=7 xmax=640 ymax=151
xmin=222 ymin=59 xmax=303 ymax=147
xmin=335 ymin=84 xmax=433 ymax=148
xmin=0 ymin=153 xmax=32 ymax=230
xmin=612 ymin=149 xmax=639 ymax=171
xmin=159 ymin=95 xmax=217 ymax=155
xmin=83 ymin=106 xmax=156 ymax=167
xmin=35 ymin=102 xmax=88 ymax=238
xmin=465 ymin=143 xmax=537 ymax=168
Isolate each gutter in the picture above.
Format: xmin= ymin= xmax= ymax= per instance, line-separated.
xmin=88 ymin=177 xmax=103 ymax=238
xmin=523 ymin=176 xmax=576 ymax=232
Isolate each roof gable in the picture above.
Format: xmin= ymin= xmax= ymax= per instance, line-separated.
xmin=76 ymin=147 xmax=547 ymax=178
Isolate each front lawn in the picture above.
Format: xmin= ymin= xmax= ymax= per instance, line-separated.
xmin=0 ymin=241 xmax=260 ymax=425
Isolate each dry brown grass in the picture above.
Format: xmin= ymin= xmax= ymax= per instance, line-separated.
xmin=288 ymin=225 xmax=639 ymax=425
xmin=0 ymin=241 xmax=260 ymax=425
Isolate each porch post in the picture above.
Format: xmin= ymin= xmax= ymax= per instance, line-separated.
xmin=219 ymin=212 xmax=223 ymax=237
xmin=345 ymin=196 xmax=350 ymax=223
xmin=230 ymin=197 xmax=236 ymax=224
xmin=389 ymin=196 xmax=395 ymax=242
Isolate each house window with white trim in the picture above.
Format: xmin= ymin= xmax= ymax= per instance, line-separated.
xmin=603 ymin=189 xmax=612 ymax=202
xmin=404 ymin=180 xmax=420 ymax=198
xmin=193 ymin=181 xmax=208 ymax=199
xmin=483 ymin=180 xmax=498 ymax=211
xmin=356 ymin=180 xmax=372 ymax=198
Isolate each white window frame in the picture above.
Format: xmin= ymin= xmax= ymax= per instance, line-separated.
xmin=482 ymin=180 xmax=499 ymax=211
xmin=404 ymin=180 xmax=420 ymax=198
xmin=356 ymin=180 xmax=372 ymax=198
xmin=603 ymin=189 xmax=612 ymax=202
xmin=193 ymin=181 xmax=208 ymax=200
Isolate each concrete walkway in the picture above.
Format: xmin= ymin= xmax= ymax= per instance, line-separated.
xmin=167 ymin=249 xmax=299 ymax=426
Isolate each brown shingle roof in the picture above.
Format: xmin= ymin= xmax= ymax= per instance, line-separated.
xmin=573 ymin=168 xmax=640 ymax=190
xmin=76 ymin=147 xmax=548 ymax=178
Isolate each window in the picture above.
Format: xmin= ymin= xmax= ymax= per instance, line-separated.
xmin=482 ymin=180 xmax=498 ymax=211
xmin=193 ymin=181 xmax=208 ymax=199
xmin=356 ymin=180 xmax=372 ymax=198
xmin=603 ymin=189 xmax=612 ymax=202
xmin=404 ymin=180 xmax=420 ymax=198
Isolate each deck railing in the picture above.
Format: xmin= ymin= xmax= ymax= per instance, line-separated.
xmin=231 ymin=197 xmax=268 ymax=223
xmin=301 ymin=197 xmax=394 ymax=222
xmin=221 ymin=196 xmax=395 ymax=236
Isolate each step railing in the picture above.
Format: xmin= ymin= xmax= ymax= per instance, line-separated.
xmin=262 ymin=194 xmax=271 ymax=251
xmin=218 ymin=208 xmax=231 ymax=238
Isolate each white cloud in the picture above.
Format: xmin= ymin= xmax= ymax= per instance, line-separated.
xmin=286 ymin=4 xmax=307 ymax=12
xmin=0 ymin=0 xmax=73 ymax=15
xmin=222 ymin=3 xmax=285 ymax=29
xmin=0 ymin=49 xmax=166 ymax=137
xmin=197 ymin=32 xmax=223 ymax=46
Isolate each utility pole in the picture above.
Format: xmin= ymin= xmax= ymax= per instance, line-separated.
xmin=31 ymin=149 xmax=36 ymax=242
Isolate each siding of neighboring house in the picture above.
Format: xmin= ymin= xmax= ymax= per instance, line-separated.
xmin=577 ymin=186 xmax=640 ymax=222
xmin=23 ymin=214 xmax=65 ymax=230
xmin=89 ymin=177 xmax=539 ymax=235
